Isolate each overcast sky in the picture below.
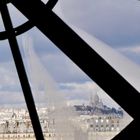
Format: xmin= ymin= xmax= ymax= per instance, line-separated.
xmin=0 ymin=1 xmax=140 ymax=109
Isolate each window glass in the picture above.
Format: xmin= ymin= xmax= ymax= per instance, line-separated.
xmin=0 ymin=1 xmax=135 ymax=140
xmin=18 ymin=26 xmax=132 ymax=139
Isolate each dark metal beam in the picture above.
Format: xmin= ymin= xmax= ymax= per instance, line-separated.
xmin=0 ymin=0 xmax=58 ymax=40
xmin=0 ymin=3 xmax=45 ymax=140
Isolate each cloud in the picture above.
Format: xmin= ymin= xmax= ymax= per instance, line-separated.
xmin=116 ymin=45 xmax=140 ymax=65
xmin=0 ymin=61 xmax=25 ymax=106
xmin=40 ymin=52 xmax=90 ymax=83
xmin=59 ymin=81 xmax=98 ymax=100
xmin=0 ymin=61 xmax=21 ymax=91
xmin=59 ymin=81 xmax=121 ymax=108
xmin=58 ymin=0 xmax=140 ymax=46
xmin=119 ymin=46 xmax=140 ymax=54
xmin=0 ymin=41 xmax=13 ymax=62
xmin=0 ymin=91 xmax=25 ymax=105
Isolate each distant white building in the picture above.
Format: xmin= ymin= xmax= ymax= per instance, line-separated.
xmin=0 ymin=98 xmax=124 ymax=140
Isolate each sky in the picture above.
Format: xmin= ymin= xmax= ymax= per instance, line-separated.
xmin=59 ymin=0 xmax=140 ymax=64
xmin=0 ymin=0 xmax=140 ymax=109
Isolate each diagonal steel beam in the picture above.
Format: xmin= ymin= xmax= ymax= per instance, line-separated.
xmin=11 ymin=0 xmax=140 ymax=139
